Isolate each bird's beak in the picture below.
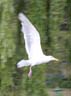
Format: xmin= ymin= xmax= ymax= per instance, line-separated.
xmin=54 ymin=58 xmax=59 ymax=61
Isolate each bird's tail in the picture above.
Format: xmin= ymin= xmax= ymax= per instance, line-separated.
xmin=17 ymin=60 xmax=30 ymax=68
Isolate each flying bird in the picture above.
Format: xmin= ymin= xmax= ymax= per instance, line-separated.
xmin=17 ymin=13 xmax=59 ymax=78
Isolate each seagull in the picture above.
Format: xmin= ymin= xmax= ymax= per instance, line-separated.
xmin=17 ymin=13 xmax=59 ymax=78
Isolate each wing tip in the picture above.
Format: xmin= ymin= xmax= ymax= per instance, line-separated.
xmin=18 ymin=13 xmax=23 ymax=21
xmin=18 ymin=13 xmax=26 ymax=22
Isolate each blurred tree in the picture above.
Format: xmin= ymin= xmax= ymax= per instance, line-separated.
xmin=0 ymin=0 xmax=48 ymax=96
xmin=46 ymin=0 xmax=71 ymax=87
xmin=0 ymin=0 xmax=17 ymax=96
xmin=1 ymin=0 xmax=71 ymax=96
xmin=66 ymin=0 xmax=71 ymax=63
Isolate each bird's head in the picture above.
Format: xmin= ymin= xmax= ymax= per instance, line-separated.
xmin=47 ymin=55 xmax=59 ymax=62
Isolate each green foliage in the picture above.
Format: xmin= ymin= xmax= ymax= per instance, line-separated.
xmin=0 ymin=0 xmax=71 ymax=96
xmin=46 ymin=0 xmax=71 ymax=88
xmin=60 ymin=79 xmax=71 ymax=88
xmin=0 ymin=0 xmax=17 ymax=95
xmin=0 ymin=0 xmax=48 ymax=96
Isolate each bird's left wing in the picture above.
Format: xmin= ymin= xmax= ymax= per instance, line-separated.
xmin=18 ymin=13 xmax=43 ymax=59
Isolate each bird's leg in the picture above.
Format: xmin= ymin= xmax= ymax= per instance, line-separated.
xmin=28 ymin=66 xmax=32 ymax=78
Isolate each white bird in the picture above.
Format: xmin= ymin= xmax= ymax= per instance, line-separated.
xmin=17 ymin=13 xmax=59 ymax=78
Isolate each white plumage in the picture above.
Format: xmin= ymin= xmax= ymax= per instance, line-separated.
xmin=17 ymin=13 xmax=58 ymax=77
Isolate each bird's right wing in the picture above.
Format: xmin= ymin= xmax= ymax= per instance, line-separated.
xmin=18 ymin=13 xmax=43 ymax=59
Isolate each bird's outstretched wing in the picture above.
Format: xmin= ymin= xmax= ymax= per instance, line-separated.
xmin=18 ymin=13 xmax=43 ymax=59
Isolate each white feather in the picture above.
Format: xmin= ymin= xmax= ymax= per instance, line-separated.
xmin=18 ymin=13 xmax=43 ymax=59
xmin=17 ymin=13 xmax=58 ymax=68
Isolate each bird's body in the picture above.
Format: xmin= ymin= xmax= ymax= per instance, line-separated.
xmin=17 ymin=13 xmax=58 ymax=77
xmin=17 ymin=55 xmax=57 ymax=68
